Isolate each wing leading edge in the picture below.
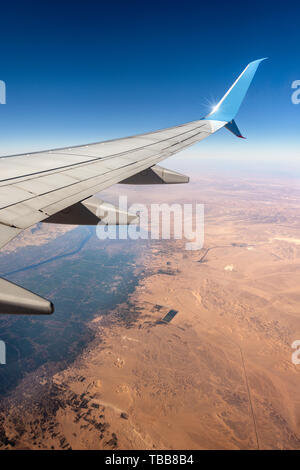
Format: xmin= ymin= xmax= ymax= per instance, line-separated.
xmin=0 ymin=59 xmax=265 ymax=314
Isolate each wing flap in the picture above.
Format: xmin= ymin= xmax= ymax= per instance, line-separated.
xmin=0 ymin=278 xmax=53 ymax=315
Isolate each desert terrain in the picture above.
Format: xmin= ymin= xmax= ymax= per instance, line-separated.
xmin=1 ymin=172 xmax=300 ymax=449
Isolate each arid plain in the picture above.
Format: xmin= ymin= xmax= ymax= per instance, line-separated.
xmin=1 ymin=170 xmax=300 ymax=450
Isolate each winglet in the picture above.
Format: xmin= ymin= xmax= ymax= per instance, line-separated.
xmin=225 ymin=119 xmax=246 ymax=139
xmin=205 ymin=58 xmax=267 ymax=123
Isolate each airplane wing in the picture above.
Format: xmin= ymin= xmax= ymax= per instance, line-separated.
xmin=0 ymin=58 xmax=265 ymax=314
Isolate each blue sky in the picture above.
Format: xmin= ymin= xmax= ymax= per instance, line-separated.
xmin=0 ymin=0 xmax=299 ymax=174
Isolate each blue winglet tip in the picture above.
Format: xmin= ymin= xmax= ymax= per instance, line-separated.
xmin=251 ymin=57 xmax=268 ymax=64
xmin=205 ymin=57 xmax=267 ymax=122
xmin=246 ymin=58 xmax=268 ymax=69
